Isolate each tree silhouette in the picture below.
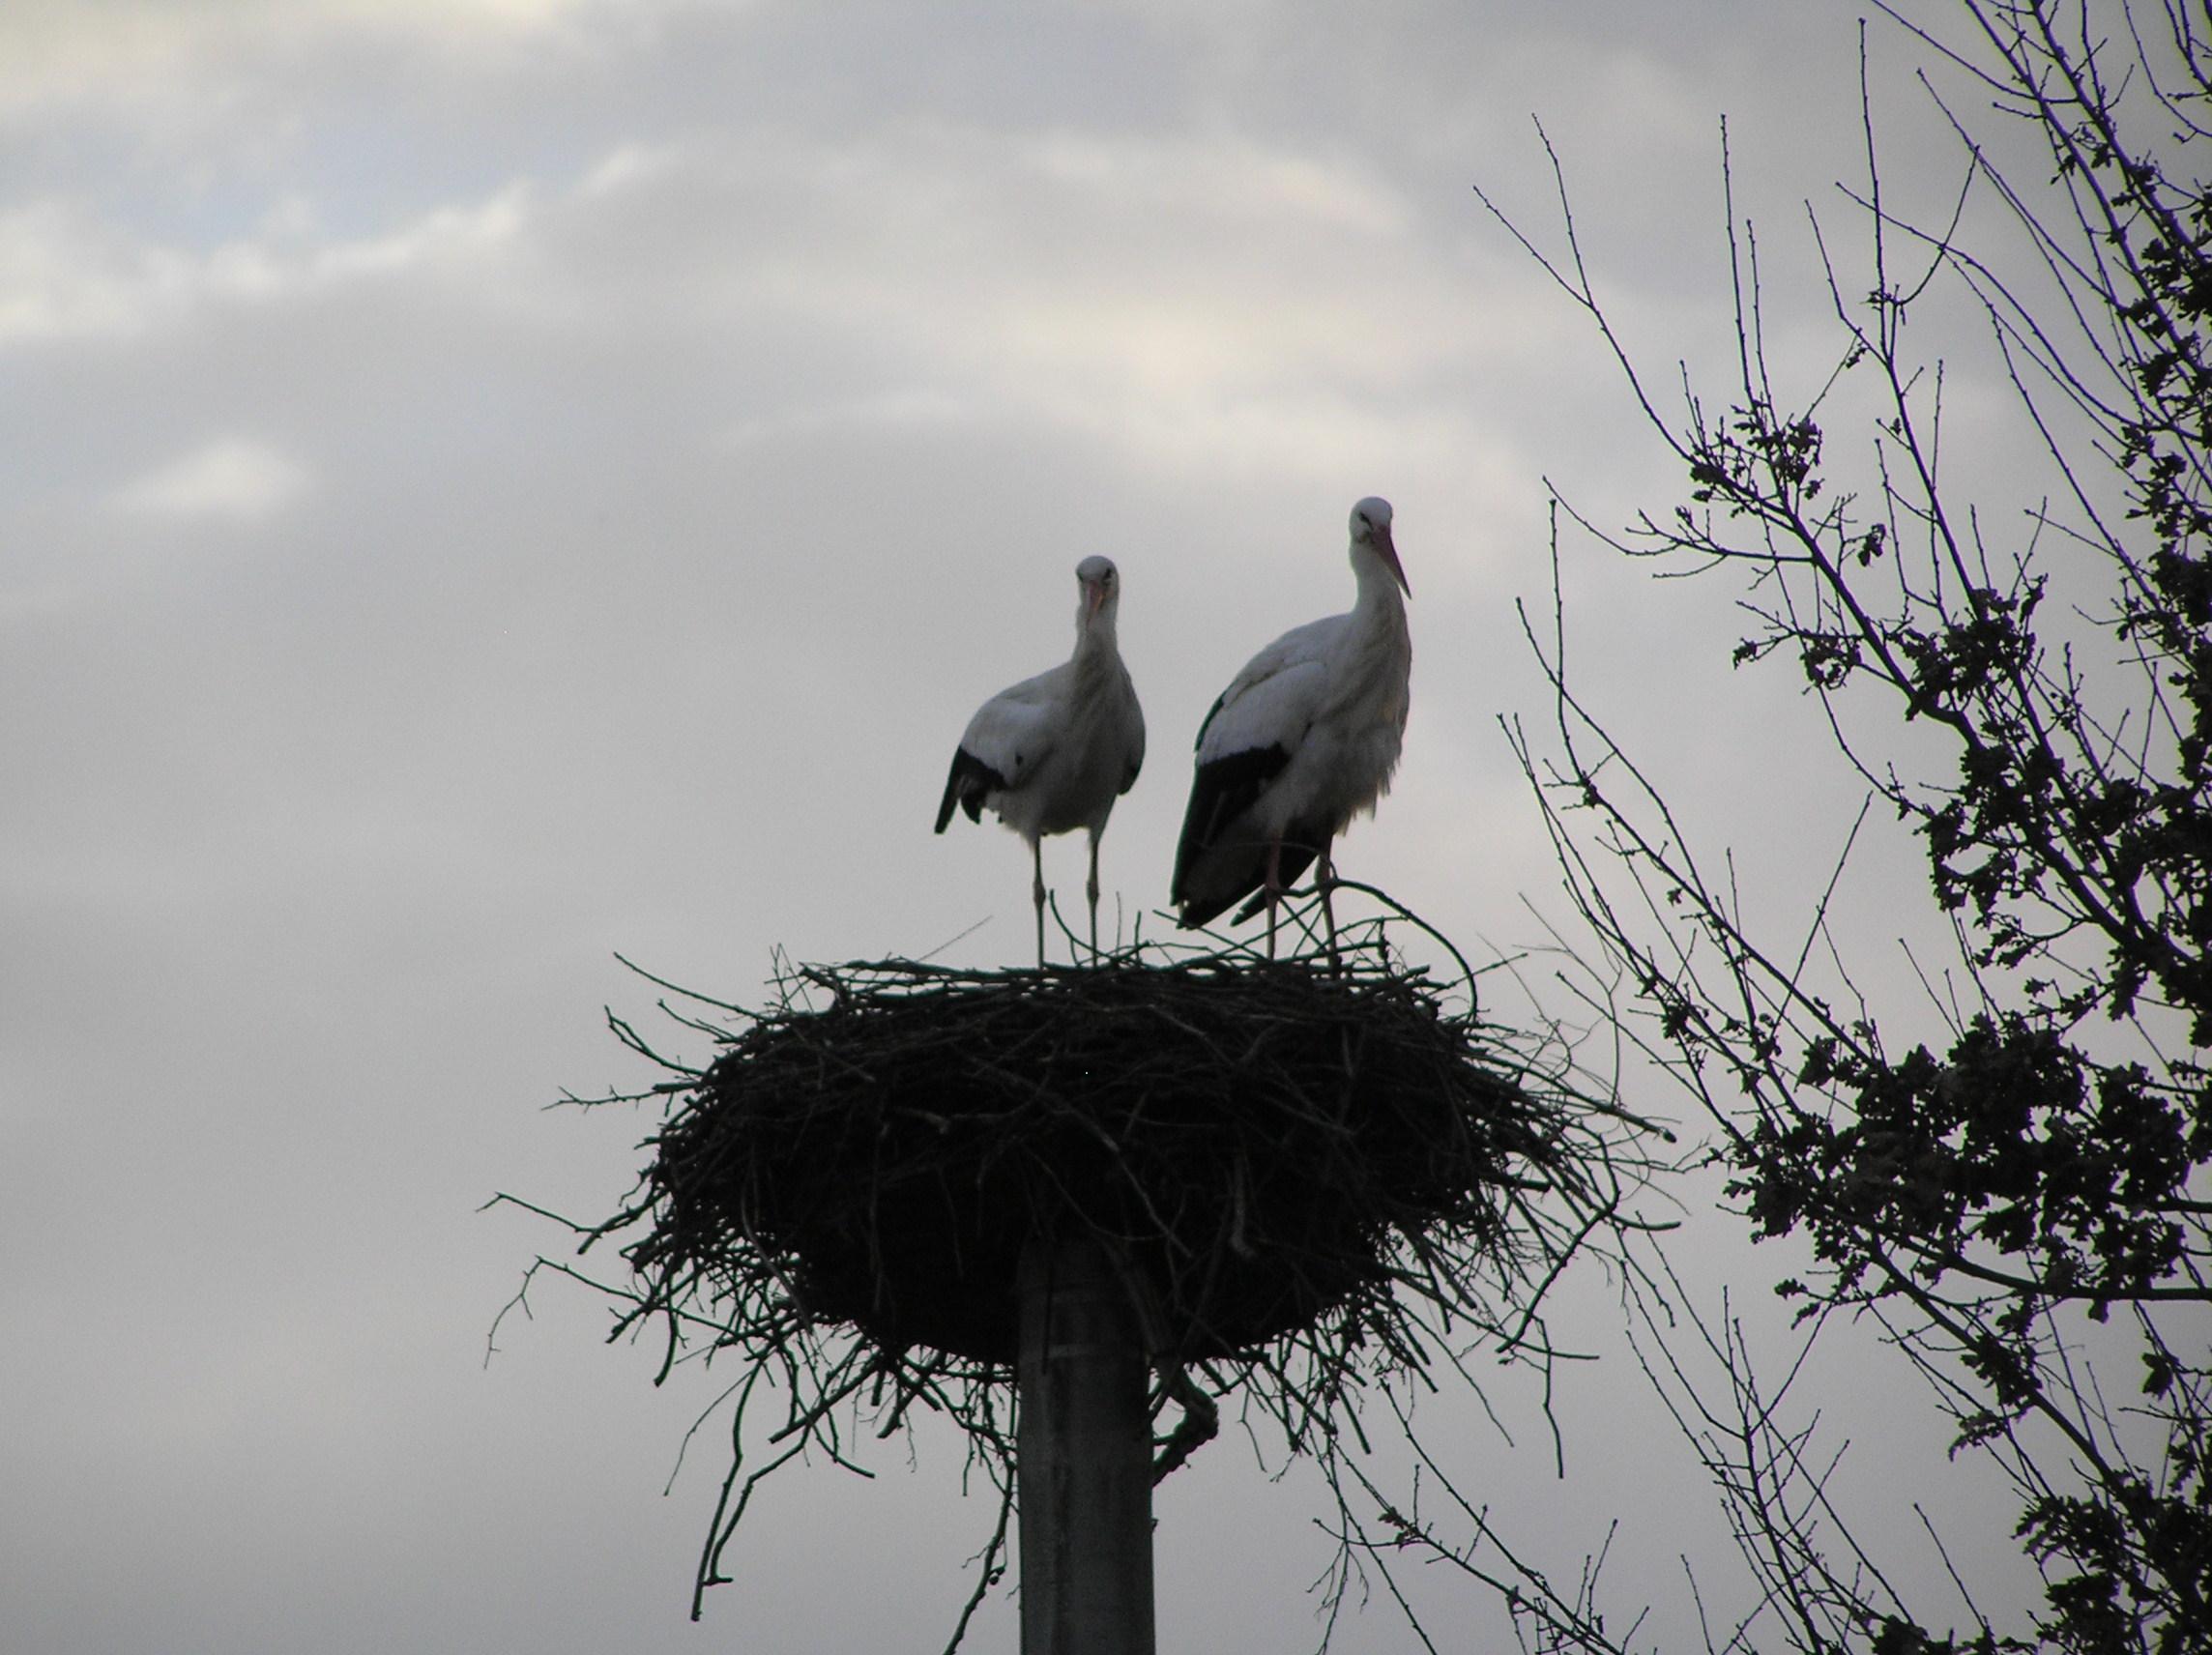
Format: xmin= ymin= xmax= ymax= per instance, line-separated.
xmin=1457 ymin=4 xmax=2210 ymax=1650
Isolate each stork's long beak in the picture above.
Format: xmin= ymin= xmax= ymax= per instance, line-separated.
xmin=1380 ymin=528 xmax=1411 ymax=597
xmin=1083 ymin=576 xmax=1109 ymax=617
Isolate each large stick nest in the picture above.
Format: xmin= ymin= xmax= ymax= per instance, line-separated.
xmin=639 ymin=954 xmax=1556 ymax=1366
xmin=509 ymin=910 xmax=1658 ymax=1629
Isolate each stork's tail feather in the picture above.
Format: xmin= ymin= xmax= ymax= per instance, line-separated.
xmin=1172 ymin=844 xmax=1274 ymax=929
xmin=1174 ymin=891 xmax=1237 ymax=929
xmin=935 ymin=747 xmax=1004 ymax=833
xmin=1175 ymin=828 xmax=1325 ymax=930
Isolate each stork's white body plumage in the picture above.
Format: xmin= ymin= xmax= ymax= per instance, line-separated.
xmin=936 ymin=556 xmax=1145 ymax=964
xmin=1172 ymin=498 xmax=1412 ymax=946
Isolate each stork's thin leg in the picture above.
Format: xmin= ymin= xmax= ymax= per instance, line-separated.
xmin=1264 ymin=836 xmax=1283 ymax=960
xmin=1032 ymin=838 xmax=1047 ymax=970
xmin=1319 ymin=838 xmax=1340 ymax=973
xmin=1086 ymin=831 xmax=1102 ymax=963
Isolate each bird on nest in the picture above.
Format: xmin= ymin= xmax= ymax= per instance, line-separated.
xmin=936 ymin=556 xmax=1146 ymax=967
xmin=1171 ymin=497 xmax=1412 ymax=957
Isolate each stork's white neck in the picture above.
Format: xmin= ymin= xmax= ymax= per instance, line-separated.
xmin=1349 ymin=542 xmax=1409 ymax=628
xmin=1073 ymin=597 xmax=1121 ymax=668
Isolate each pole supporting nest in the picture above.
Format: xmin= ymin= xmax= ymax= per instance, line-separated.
xmin=1018 ymin=1239 xmax=1155 ymax=1655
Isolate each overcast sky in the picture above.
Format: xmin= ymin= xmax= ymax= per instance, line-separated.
xmin=1 ymin=4 xmax=2058 ymax=1650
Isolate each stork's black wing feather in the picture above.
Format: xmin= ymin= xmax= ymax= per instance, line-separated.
xmin=934 ymin=746 xmax=1005 ymax=833
xmin=1170 ymin=742 xmax=1290 ymax=921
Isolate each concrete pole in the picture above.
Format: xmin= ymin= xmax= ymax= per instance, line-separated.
xmin=1017 ymin=1239 xmax=1156 ymax=1655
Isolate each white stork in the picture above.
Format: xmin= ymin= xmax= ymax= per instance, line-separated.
xmin=935 ymin=556 xmax=1146 ymax=966
xmin=1171 ymin=497 xmax=1412 ymax=954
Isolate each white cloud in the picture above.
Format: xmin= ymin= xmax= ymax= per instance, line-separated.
xmin=523 ymin=121 xmax=1526 ymax=478
xmin=0 ymin=0 xmax=654 ymax=110
xmin=111 ymin=437 xmax=311 ymax=521
xmin=269 ymin=183 xmax=537 ymax=286
xmin=0 ymin=201 xmax=193 ymax=345
xmin=0 ymin=181 xmax=538 ymax=347
xmin=574 ymin=139 xmax=684 ymax=199
xmin=1023 ymin=130 xmax=1411 ymax=235
xmin=715 ymin=387 xmax=975 ymax=448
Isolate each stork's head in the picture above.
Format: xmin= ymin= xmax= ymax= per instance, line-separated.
xmin=1350 ymin=496 xmax=1409 ymax=597
xmin=1075 ymin=555 xmax=1121 ymax=624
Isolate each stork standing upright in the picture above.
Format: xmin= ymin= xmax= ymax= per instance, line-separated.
xmin=936 ymin=556 xmax=1147 ymax=967
xmin=1171 ymin=497 xmax=1412 ymax=956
